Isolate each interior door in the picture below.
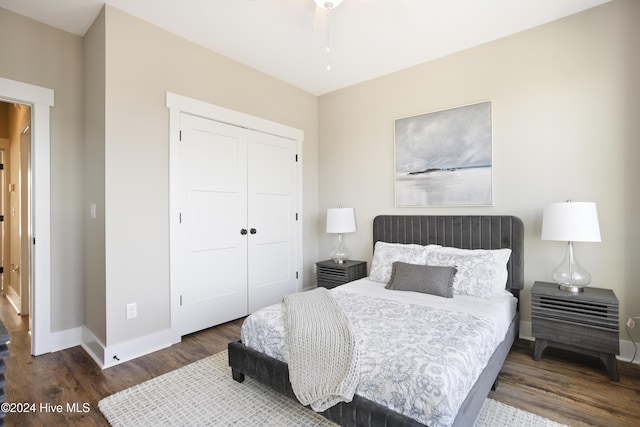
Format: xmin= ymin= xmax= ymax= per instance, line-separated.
xmin=178 ymin=113 xmax=248 ymax=335
xmin=247 ymin=132 xmax=298 ymax=312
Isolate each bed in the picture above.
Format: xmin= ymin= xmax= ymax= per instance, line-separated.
xmin=228 ymin=215 xmax=524 ymax=426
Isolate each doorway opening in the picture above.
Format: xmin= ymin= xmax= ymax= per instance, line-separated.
xmin=0 ymin=76 xmax=53 ymax=356
xmin=0 ymin=101 xmax=32 ymax=347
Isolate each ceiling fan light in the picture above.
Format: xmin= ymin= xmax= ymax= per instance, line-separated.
xmin=314 ymin=0 xmax=343 ymax=10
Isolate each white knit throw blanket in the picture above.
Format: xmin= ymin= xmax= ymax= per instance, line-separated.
xmin=283 ymin=287 xmax=360 ymax=412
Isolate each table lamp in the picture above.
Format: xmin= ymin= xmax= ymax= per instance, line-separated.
xmin=326 ymin=207 xmax=356 ymax=264
xmin=541 ymin=201 xmax=601 ymax=292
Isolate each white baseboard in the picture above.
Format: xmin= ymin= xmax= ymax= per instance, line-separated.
xmin=49 ymin=326 xmax=83 ymax=352
xmin=618 ymin=339 xmax=639 ymax=364
xmin=99 ymin=328 xmax=180 ymax=369
xmin=80 ymin=326 xmax=180 ymax=369
xmin=5 ymin=287 xmax=21 ymax=314
xmin=519 ymin=320 xmax=639 ymax=365
xmin=519 ymin=320 xmax=533 ymax=341
xmin=81 ymin=326 xmax=106 ymax=367
xmin=36 ymin=324 xmax=181 ymax=369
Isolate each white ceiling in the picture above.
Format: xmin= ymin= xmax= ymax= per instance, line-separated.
xmin=0 ymin=0 xmax=611 ymax=95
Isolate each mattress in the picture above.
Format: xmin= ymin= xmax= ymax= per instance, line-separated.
xmin=241 ymin=278 xmax=517 ymax=427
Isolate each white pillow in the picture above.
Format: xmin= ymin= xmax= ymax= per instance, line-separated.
xmin=425 ymin=247 xmax=511 ymax=298
xmin=369 ymin=242 xmax=434 ymax=283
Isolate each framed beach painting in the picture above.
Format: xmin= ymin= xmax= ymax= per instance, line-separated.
xmin=394 ymin=101 xmax=493 ymax=207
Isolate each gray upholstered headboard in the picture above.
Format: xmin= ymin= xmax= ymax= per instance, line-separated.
xmin=372 ymin=215 xmax=524 ymax=298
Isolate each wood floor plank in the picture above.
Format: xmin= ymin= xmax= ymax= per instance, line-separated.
xmin=490 ymin=340 xmax=640 ymax=427
xmin=2 ymin=296 xmax=639 ymax=426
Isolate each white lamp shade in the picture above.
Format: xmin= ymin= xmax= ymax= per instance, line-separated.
xmin=541 ymin=202 xmax=601 ymax=242
xmin=326 ymin=208 xmax=356 ymax=234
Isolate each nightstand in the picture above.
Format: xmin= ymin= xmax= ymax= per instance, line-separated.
xmin=531 ymin=281 xmax=620 ymax=381
xmin=316 ymin=259 xmax=367 ymax=289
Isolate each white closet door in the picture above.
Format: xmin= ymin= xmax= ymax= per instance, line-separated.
xmin=247 ymin=132 xmax=298 ymax=312
xmin=178 ymin=113 xmax=248 ymax=335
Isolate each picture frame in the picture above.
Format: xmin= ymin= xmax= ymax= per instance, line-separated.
xmin=394 ymin=101 xmax=493 ymax=207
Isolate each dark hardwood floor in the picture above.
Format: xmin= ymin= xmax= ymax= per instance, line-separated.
xmin=2 ymin=296 xmax=639 ymax=426
xmin=490 ymin=340 xmax=640 ymax=427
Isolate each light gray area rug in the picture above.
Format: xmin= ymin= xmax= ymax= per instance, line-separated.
xmin=99 ymin=350 xmax=568 ymax=427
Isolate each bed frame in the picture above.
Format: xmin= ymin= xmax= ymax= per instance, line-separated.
xmin=229 ymin=215 xmax=524 ymax=427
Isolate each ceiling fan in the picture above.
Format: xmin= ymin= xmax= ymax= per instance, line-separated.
xmin=313 ymin=0 xmax=344 ymax=70
xmin=311 ymin=0 xmax=401 ymax=70
xmin=313 ymin=0 xmax=343 ymax=33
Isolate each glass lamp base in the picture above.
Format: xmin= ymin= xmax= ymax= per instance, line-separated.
xmin=330 ymin=234 xmax=350 ymax=264
xmin=552 ymin=241 xmax=591 ymax=292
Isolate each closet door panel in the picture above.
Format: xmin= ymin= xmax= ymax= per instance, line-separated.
xmin=247 ymin=132 xmax=298 ymax=312
xmin=178 ymin=114 xmax=248 ymax=335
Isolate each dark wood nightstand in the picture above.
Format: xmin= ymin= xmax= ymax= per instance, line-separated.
xmin=531 ymin=281 xmax=620 ymax=381
xmin=316 ymin=259 xmax=367 ymax=289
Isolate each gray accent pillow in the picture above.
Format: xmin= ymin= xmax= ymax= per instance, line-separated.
xmin=385 ymin=262 xmax=457 ymax=298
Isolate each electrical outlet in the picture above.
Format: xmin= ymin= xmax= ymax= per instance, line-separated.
xmin=627 ymin=317 xmax=636 ymax=329
xmin=126 ymin=303 xmax=137 ymax=320
xmin=313 ymin=264 xmax=317 ymax=274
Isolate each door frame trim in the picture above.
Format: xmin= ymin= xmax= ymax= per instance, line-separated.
xmin=0 ymin=77 xmax=54 ymax=356
xmin=165 ymin=92 xmax=304 ymax=340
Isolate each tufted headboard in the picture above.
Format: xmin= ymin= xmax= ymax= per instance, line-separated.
xmin=372 ymin=215 xmax=524 ymax=299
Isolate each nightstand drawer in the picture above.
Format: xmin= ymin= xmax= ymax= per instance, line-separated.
xmin=532 ymin=293 xmax=619 ymax=329
xmin=531 ymin=317 xmax=619 ymax=354
xmin=316 ymin=260 xmax=367 ymax=289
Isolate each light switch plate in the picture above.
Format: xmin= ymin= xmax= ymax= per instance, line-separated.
xmin=126 ymin=303 xmax=137 ymax=320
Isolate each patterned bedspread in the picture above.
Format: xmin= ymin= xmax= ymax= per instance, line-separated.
xmin=241 ymin=287 xmax=506 ymax=427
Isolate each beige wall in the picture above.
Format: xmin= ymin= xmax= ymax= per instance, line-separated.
xmin=100 ymin=6 xmax=319 ymax=345
xmin=0 ymin=8 xmax=85 ymax=333
xmin=83 ymin=9 xmax=107 ymax=343
xmin=318 ymin=0 xmax=640 ymax=338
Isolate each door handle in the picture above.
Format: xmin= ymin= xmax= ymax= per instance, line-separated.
xmin=250 ymin=228 xmax=257 ymax=234
xmin=240 ymin=229 xmax=248 ymax=235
